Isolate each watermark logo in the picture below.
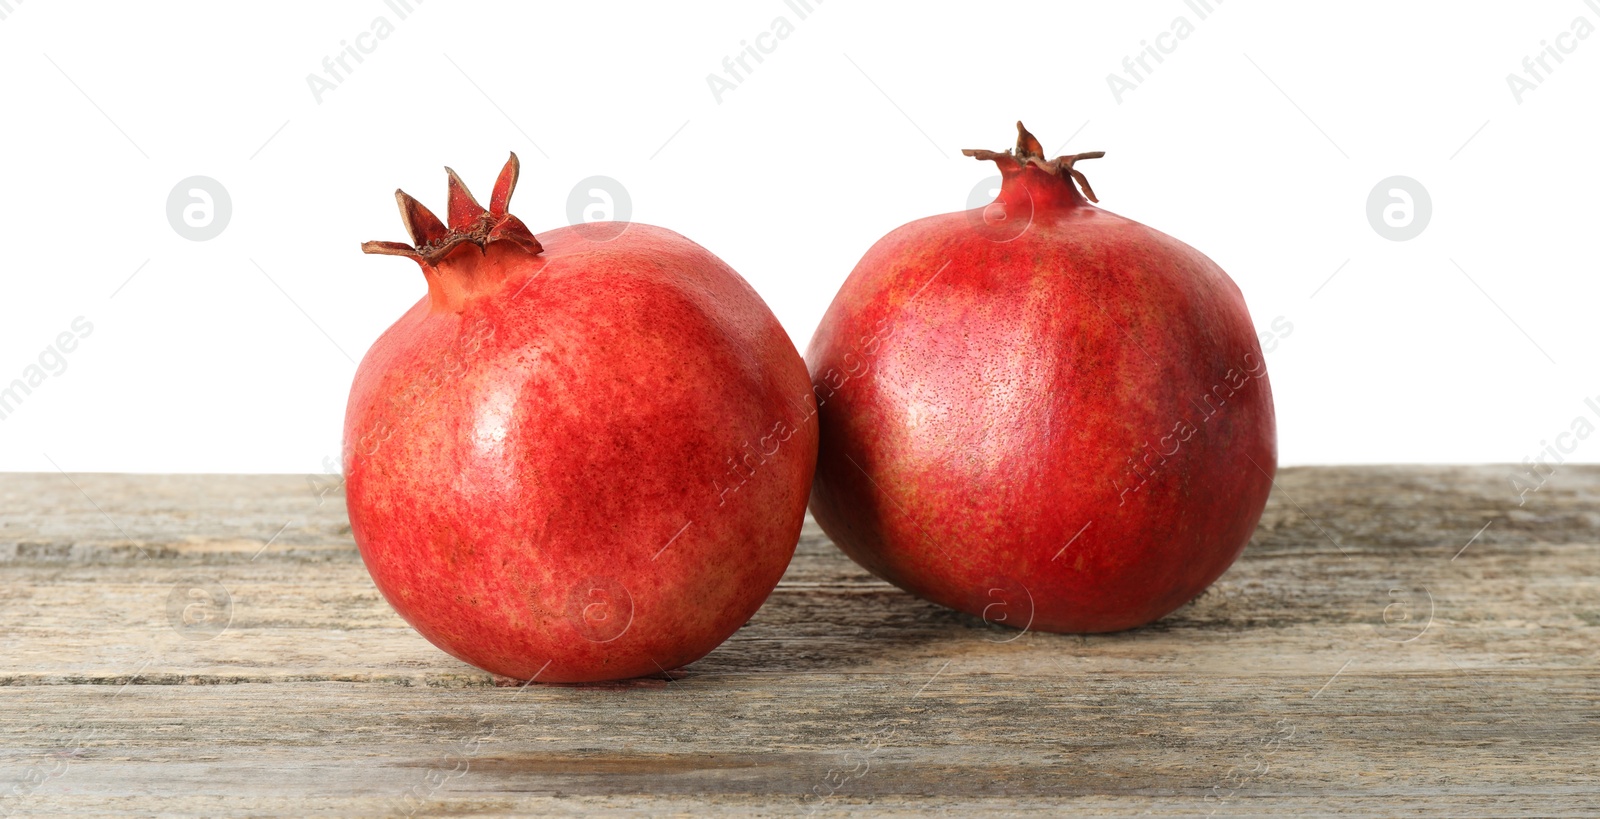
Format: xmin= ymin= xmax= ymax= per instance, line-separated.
xmin=166 ymin=577 xmax=233 ymax=641
xmin=166 ymin=177 xmax=231 ymax=241
xmin=966 ymin=176 xmax=1002 ymax=212
xmin=565 ymin=576 xmax=633 ymax=643
xmin=1374 ymin=586 xmax=1433 ymax=643
xmin=1365 ymin=176 xmax=1430 ymax=241
xmin=964 ymin=175 xmax=1033 ymax=243
xmin=978 ymin=575 xmax=1035 ymax=642
xmin=566 ymin=176 xmax=631 ymax=242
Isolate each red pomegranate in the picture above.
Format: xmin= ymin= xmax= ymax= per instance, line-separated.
xmin=345 ymin=155 xmax=816 ymax=682
xmin=806 ymin=123 xmax=1276 ymax=634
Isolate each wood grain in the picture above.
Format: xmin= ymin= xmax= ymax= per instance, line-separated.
xmin=0 ymin=466 xmax=1596 ymax=816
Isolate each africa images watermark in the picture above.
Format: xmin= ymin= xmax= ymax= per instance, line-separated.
xmin=1505 ymin=0 xmax=1598 ymax=104
xmin=704 ymin=0 xmax=824 ymax=104
xmin=304 ymin=0 xmax=424 ymax=104
xmin=1204 ymin=717 xmax=1296 ymax=815
xmin=1508 ymin=392 xmax=1600 ymax=505
xmin=1106 ymin=0 xmax=1225 ymax=104
xmin=0 ymin=727 xmax=98 ymax=816
xmin=802 ymin=720 xmax=897 ymax=814
xmin=1110 ymin=316 xmax=1292 ymax=505
xmin=0 ymin=317 xmax=94 ymax=423
xmin=347 ymin=314 xmax=495 ymax=461
xmin=714 ymin=316 xmax=892 ymax=506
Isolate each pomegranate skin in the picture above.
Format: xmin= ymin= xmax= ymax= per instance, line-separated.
xmin=806 ymin=125 xmax=1275 ymax=634
xmin=345 ymin=160 xmax=816 ymax=683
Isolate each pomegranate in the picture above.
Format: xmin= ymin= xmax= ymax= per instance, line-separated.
xmin=806 ymin=123 xmax=1275 ymax=634
xmin=345 ymin=155 xmax=816 ymax=682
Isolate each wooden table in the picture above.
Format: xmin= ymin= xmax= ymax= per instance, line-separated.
xmin=1 ymin=467 xmax=1595 ymax=816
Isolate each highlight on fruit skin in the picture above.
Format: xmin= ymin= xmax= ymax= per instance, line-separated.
xmin=361 ymin=152 xmax=543 ymax=266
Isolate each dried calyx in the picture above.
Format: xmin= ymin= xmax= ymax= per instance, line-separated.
xmin=962 ymin=121 xmax=1105 ymax=203
xmin=362 ymin=153 xmax=543 ymax=266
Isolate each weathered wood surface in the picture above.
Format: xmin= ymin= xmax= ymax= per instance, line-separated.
xmin=0 ymin=466 xmax=1596 ymax=817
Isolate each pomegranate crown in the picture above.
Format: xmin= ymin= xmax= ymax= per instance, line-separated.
xmin=362 ymin=153 xmax=543 ymax=265
xmin=962 ymin=121 xmax=1105 ymax=203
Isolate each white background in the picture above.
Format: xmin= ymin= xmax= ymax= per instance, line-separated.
xmin=0 ymin=0 xmax=1595 ymax=474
